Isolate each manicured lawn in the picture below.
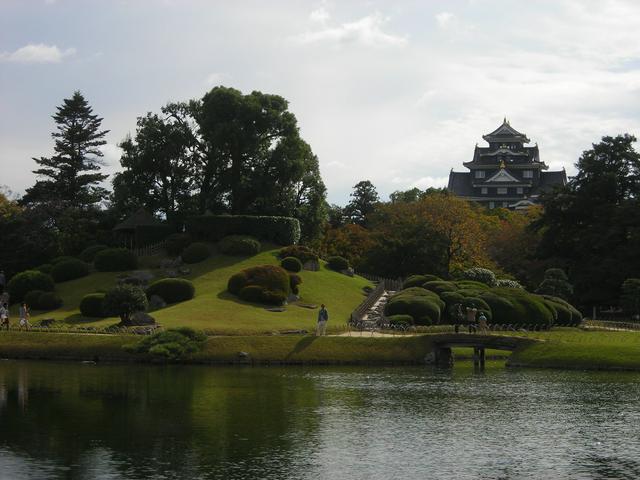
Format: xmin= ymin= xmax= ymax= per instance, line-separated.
xmin=27 ymin=247 xmax=372 ymax=335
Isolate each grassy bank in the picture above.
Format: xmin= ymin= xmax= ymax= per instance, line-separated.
xmin=508 ymin=328 xmax=640 ymax=370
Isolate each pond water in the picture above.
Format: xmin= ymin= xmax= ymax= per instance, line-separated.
xmin=0 ymin=360 xmax=639 ymax=479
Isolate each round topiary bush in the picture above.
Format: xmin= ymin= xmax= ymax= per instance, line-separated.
xmin=181 ymin=242 xmax=211 ymax=264
xmin=146 ymin=278 xmax=195 ymax=304
xmin=103 ymin=284 xmax=148 ymax=325
xmin=24 ymin=290 xmax=45 ymax=308
xmin=80 ymin=293 xmax=106 ymax=317
xmin=327 ymin=256 xmax=349 ymax=271
xmin=384 ymin=287 xmax=445 ymax=325
xmin=218 ymin=235 xmax=261 ymax=256
xmin=7 ymin=270 xmax=55 ymax=303
xmin=164 ymin=233 xmax=192 ymax=257
xmin=94 ymin=248 xmax=138 ymax=272
xmin=50 ymin=256 xmax=76 ymax=265
xmin=227 ymin=265 xmax=290 ymax=305
xmin=281 ymin=256 xmax=302 ymax=272
xmin=278 ymin=245 xmax=318 ymax=264
xmin=79 ymin=244 xmax=108 ymax=263
xmin=51 ymin=258 xmax=90 ymax=283
xmin=35 ymin=263 xmax=53 ymax=275
xmin=25 ymin=290 xmax=62 ymax=311
xmin=387 ymin=314 xmax=414 ymax=327
xmin=402 ymin=274 xmax=442 ymax=289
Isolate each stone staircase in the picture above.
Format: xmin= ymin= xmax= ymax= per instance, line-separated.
xmin=359 ymin=290 xmax=396 ymax=330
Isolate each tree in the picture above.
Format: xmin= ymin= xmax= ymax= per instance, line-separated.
xmin=536 ymin=134 xmax=640 ymax=305
xmin=620 ymin=279 xmax=640 ymax=318
xmin=104 ymin=284 xmax=149 ymax=326
xmin=24 ymin=91 xmax=109 ymax=209
xmin=321 ymin=224 xmax=375 ymax=269
xmin=536 ymin=268 xmax=574 ymax=300
xmin=344 ymin=180 xmax=379 ymax=226
xmin=326 ymin=204 xmax=345 ymax=228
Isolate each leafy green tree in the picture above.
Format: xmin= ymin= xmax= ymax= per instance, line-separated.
xmin=327 ymin=204 xmax=345 ymax=228
xmin=620 ymin=279 xmax=640 ymax=318
xmin=536 ymin=268 xmax=573 ymax=300
xmin=536 ymin=134 xmax=640 ymax=306
xmin=104 ymin=284 xmax=149 ymax=326
xmin=344 ymin=180 xmax=379 ymax=226
xmin=24 ymin=91 xmax=109 ymax=209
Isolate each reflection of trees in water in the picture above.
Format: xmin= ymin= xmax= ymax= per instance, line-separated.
xmin=0 ymin=362 xmax=324 ymax=479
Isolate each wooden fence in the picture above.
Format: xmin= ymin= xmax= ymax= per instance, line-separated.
xmin=349 ymin=274 xmax=405 ymax=324
xmin=133 ymin=240 xmax=166 ymax=258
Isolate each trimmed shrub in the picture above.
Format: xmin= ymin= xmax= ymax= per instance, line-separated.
xmin=24 ymin=290 xmax=45 ymax=308
xmin=181 ymin=242 xmax=211 ymax=264
xmin=186 ymin=214 xmax=301 ymax=245
xmin=51 ymin=258 xmax=90 ymax=283
xmin=387 ymin=314 xmax=414 ymax=327
xmin=94 ymin=248 xmax=138 ymax=272
xmin=541 ymin=295 xmax=582 ymax=326
xmin=496 ymin=279 xmax=524 ymax=289
xmin=25 ymin=290 xmax=62 ymax=311
xmin=403 ymin=274 xmax=441 ymax=289
xmin=165 ymin=233 xmax=193 ymax=256
xmin=289 ymin=273 xmax=302 ymax=294
xmin=124 ymin=327 xmax=206 ymax=360
xmin=278 ymin=245 xmax=318 ymax=264
xmin=7 ymin=270 xmax=55 ymax=303
xmin=79 ymin=244 xmax=108 ymax=263
xmin=104 ymin=284 xmax=149 ymax=325
xmin=423 ymin=280 xmax=458 ymax=295
xmin=281 ymin=256 xmax=303 ymax=273
xmin=327 ymin=256 xmax=349 ymax=271
xmin=461 ymin=267 xmax=497 ymax=287
xmin=146 ymin=278 xmax=195 ymax=304
xmin=35 ymin=264 xmax=53 ymax=275
xmin=384 ymin=287 xmax=444 ymax=325
xmin=51 ymin=256 xmax=76 ymax=265
xmin=228 ymin=265 xmax=290 ymax=305
xmin=218 ymin=235 xmax=261 ymax=256
xmin=455 ymin=280 xmax=490 ymax=291
xmin=480 ymin=288 xmax=554 ymax=328
xmin=80 ymin=293 xmax=106 ymax=318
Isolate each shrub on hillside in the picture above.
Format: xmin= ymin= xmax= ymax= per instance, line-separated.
xmin=402 ymin=274 xmax=442 ymax=289
xmin=479 ymin=288 xmax=554 ymax=328
xmin=94 ymin=248 xmax=138 ymax=272
xmin=103 ymin=284 xmax=149 ymax=325
xmin=218 ymin=235 xmax=261 ymax=256
xmin=387 ymin=314 xmax=414 ymax=327
xmin=281 ymin=256 xmax=303 ymax=273
xmin=327 ymin=256 xmax=349 ymax=271
xmin=50 ymin=256 xmax=76 ymax=265
xmin=80 ymin=293 xmax=106 ymax=317
xmin=24 ymin=290 xmax=62 ymax=311
xmin=384 ymin=287 xmax=445 ymax=325
xmin=51 ymin=258 xmax=90 ymax=283
xmin=79 ymin=244 xmax=108 ymax=263
xmin=181 ymin=242 xmax=211 ymax=264
xmin=227 ymin=265 xmax=291 ymax=305
xmin=278 ymin=245 xmax=318 ymax=264
xmin=185 ymin=214 xmax=301 ymax=245
xmin=146 ymin=278 xmax=195 ymax=304
xmin=35 ymin=264 xmax=53 ymax=275
xmin=289 ymin=273 xmax=302 ymax=294
xmin=7 ymin=270 xmax=55 ymax=303
xmin=124 ymin=327 xmax=206 ymax=360
xmin=540 ymin=295 xmax=582 ymax=326
xmin=461 ymin=267 xmax=497 ymax=287
xmin=423 ymin=280 xmax=459 ymax=295
xmin=164 ymin=233 xmax=193 ymax=256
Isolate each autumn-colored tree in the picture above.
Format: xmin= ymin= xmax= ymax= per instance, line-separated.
xmin=321 ymin=224 xmax=374 ymax=269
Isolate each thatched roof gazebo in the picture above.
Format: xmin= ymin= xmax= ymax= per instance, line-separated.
xmin=114 ymin=208 xmax=173 ymax=249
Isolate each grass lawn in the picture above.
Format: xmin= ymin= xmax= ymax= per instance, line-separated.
xmin=509 ymin=328 xmax=640 ymax=370
xmin=26 ymin=246 xmax=372 ymax=335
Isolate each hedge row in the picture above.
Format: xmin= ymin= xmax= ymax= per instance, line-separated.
xmin=186 ymin=215 xmax=300 ymax=245
xmin=218 ymin=235 xmax=261 ymax=256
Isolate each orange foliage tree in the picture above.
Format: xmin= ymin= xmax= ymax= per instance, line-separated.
xmin=321 ymin=224 xmax=374 ymax=269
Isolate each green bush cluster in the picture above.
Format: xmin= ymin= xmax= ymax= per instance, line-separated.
xmin=7 ymin=270 xmax=55 ymax=303
xmin=387 ymin=314 xmax=414 ymax=327
xmin=181 ymin=242 xmax=211 ymax=264
xmin=289 ymin=273 xmax=302 ymax=295
xmin=164 ymin=233 xmax=192 ymax=256
xmin=278 ymin=245 xmax=318 ymax=264
xmin=103 ymin=284 xmax=149 ymax=324
xmin=281 ymin=256 xmax=303 ymax=272
xmin=384 ymin=287 xmax=445 ymax=325
xmin=35 ymin=264 xmax=53 ymax=275
xmin=327 ymin=256 xmax=350 ymax=271
xmin=94 ymin=248 xmax=138 ymax=272
xmin=186 ymin=215 xmax=301 ymax=245
xmin=402 ymin=274 xmax=442 ymax=289
xmin=24 ymin=290 xmax=62 ymax=311
xmin=80 ymin=293 xmax=106 ymax=318
xmin=79 ymin=244 xmax=108 ymax=263
xmin=51 ymin=258 xmax=90 ymax=283
xmin=218 ymin=235 xmax=261 ymax=256
xmin=124 ymin=327 xmax=206 ymax=360
xmin=460 ymin=267 xmax=497 ymax=287
xmin=50 ymin=256 xmax=76 ymax=265
xmin=227 ymin=265 xmax=291 ymax=305
xmin=146 ymin=278 xmax=195 ymax=304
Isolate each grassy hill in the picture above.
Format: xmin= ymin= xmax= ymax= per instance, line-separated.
xmin=25 ymin=246 xmax=372 ymax=335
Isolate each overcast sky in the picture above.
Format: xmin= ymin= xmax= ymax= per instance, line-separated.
xmin=1 ymin=0 xmax=639 ymax=204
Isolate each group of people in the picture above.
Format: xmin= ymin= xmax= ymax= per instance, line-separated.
xmin=453 ymin=303 xmax=488 ymax=334
xmin=0 ymin=302 xmax=31 ymax=331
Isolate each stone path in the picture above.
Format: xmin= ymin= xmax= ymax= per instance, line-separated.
xmin=357 ymin=290 xmax=396 ymax=331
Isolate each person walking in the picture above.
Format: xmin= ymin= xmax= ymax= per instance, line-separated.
xmin=18 ymin=303 xmax=30 ymax=331
xmin=316 ymin=304 xmax=329 ymax=336
xmin=0 ymin=303 xmax=8 ymax=330
xmin=478 ymin=312 xmax=489 ymax=334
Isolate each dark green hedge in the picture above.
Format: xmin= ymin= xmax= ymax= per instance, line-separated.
xmin=218 ymin=235 xmax=261 ymax=256
xmin=80 ymin=293 xmax=106 ymax=318
xmin=146 ymin=278 xmax=195 ymax=304
xmin=227 ymin=265 xmax=290 ymax=305
xmin=186 ymin=215 xmax=300 ymax=245
xmin=94 ymin=248 xmax=138 ymax=272
xmin=402 ymin=274 xmax=442 ymax=289
xmin=51 ymin=259 xmax=90 ymax=283
xmin=384 ymin=287 xmax=445 ymax=325
xmin=79 ymin=245 xmax=108 ymax=263
xmin=8 ymin=270 xmax=55 ymax=303
xmin=278 ymin=245 xmax=318 ymax=264
xmin=24 ymin=290 xmax=62 ymax=311
xmin=164 ymin=233 xmax=192 ymax=256
xmin=327 ymin=256 xmax=349 ymax=271
xmin=181 ymin=242 xmax=211 ymax=264
xmin=281 ymin=256 xmax=303 ymax=272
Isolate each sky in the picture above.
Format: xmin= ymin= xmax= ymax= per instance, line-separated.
xmin=1 ymin=0 xmax=640 ymax=205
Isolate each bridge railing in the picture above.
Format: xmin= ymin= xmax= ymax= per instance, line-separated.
xmin=349 ymin=282 xmax=386 ymax=325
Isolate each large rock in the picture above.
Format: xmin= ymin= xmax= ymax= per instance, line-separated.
xmin=129 ymin=311 xmax=156 ymax=326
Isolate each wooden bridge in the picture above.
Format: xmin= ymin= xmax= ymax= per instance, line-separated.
xmin=429 ymin=333 xmax=540 ymax=369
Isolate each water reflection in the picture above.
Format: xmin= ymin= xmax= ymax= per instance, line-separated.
xmin=0 ymin=361 xmax=638 ymax=479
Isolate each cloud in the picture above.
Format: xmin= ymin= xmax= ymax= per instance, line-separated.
xmin=294 ymin=12 xmax=407 ymax=48
xmin=310 ymin=6 xmax=330 ymax=23
xmin=204 ymin=72 xmax=228 ymax=87
xmin=0 ymin=44 xmax=76 ymax=63
xmin=435 ymin=12 xmax=455 ymax=28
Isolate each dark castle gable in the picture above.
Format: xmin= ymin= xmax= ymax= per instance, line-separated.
xmin=447 ymin=119 xmax=567 ymax=209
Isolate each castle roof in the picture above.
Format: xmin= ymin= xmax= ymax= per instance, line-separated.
xmin=482 ymin=118 xmax=530 ymax=143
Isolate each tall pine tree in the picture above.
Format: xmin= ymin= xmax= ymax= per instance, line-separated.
xmin=24 ymin=91 xmax=109 ymax=209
